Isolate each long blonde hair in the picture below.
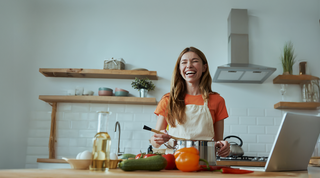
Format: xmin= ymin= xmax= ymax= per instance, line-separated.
xmin=166 ymin=47 xmax=215 ymax=127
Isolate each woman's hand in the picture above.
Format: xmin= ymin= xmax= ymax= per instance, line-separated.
xmin=152 ymin=130 xmax=171 ymax=146
xmin=215 ymin=140 xmax=230 ymax=157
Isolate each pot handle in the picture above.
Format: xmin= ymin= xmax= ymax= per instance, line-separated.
xmin=223 ymin=135 xmax=243 ymax=147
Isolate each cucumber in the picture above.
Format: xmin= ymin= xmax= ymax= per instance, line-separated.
xmin=121 ymin=153 xmax=136 ymax=159
xmin=119 ymin=155 xmax=167 ymax=171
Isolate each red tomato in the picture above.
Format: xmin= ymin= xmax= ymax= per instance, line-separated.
xmin=135 ymin=153 xmax=145 ymax=159
xmin=143 ymin=154 xmax=157 ymax=158
xmin=162 ymin=154 xmax=176 ymax=170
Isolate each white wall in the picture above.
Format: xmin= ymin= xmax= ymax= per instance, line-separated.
xmin=0 ymin=0 xmax=319 ymax=169
xmin=0 ymin=0 xmax=35 ymax=169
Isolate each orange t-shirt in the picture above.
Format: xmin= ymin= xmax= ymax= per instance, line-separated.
xmin=154 ymin=93 xmax=228 ymax=126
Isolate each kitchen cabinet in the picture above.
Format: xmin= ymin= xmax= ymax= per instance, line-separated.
xmin=39 ymin=68 xmax=158 ymax=159
xmin=273 ymin=75 xmax=320 ymax=110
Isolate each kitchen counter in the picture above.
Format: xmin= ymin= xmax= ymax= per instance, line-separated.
xmin=0 ymin=167 xmax=319 ymax=178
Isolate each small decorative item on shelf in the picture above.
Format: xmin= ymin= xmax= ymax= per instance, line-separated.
xmin=281 ymin=41 xmax=296 ymax=75
xmin=104 ymin=58 xmax=125 ymax=70
xmin=131 ymin=77 xmax=155 ymax=98
xmin=299 ymin=61 xmax=307 ymax=75
xmin=98 ymin=87 xmax=113 ymax=96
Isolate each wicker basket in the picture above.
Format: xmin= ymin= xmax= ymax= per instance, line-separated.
xmin=109 ymin=159 xmax=122 ymax=169
xmin=104 ymin=58 xmax=125 ymax=70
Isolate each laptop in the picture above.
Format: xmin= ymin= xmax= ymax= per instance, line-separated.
xmin=236 ymin=112 xmax=320 ymax=172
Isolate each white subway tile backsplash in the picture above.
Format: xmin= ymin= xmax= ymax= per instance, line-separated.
xmin=124 ymin=122 xmax=143 ymax=131
xmin=88 ymin=121 xmax=98 ymax=129
xmin=121 ymin=131 xmax=133 ymax=140
xmin=108 ymin=104 xmax=126 ymax=113
xmin=239 ymin=117 xmax=256 ymax=125
xmin=69 ymin=138 xmax=87 ymax=147
xmin=72 ymin=104 xmax=90 ymax=112
xmin=56 ymin=138 xmax=69 ymax=146
xmin=224 ymin=116 xmax=239 ymax=125
xmin=266 ymin=126 xmax=280 ymax=134
xmin=265 ymin=109 xmax=282 ymax=117
xmin=57 ymin=130 xmax=79 ymax=138
xmin=63 ymin=112 xmax=81 ymax=120
xmin=58 ymin=103 xmax=72 ymax=111
xmin=239 ymin=134 xmax=256 ymax=143
xmin=248 ymin=126 xmax=265 ymax=134
xmin=134 ymin=114 xmax=152 ymax=122
xmin=257 ymin=117 xmax=274 ymax=125
xmin=230 ymin=125 xmax=247 ymax=134
xmin=89 ymin=104 xmax=109 ymax=112
xmin=249 ymin=144 xmax=266 ymax=152
xmin=123 ymin=140 xmax=142 ymax=149
xmin=230 ymin=108 xmax=247 ymax=116
xmin=78 ymin=130 xmax=96 ymax=138
xmin=26 ymin=105 xmax=285 ymax=167
xmin=56 ymin=147 xmax=71 ymax=157
xmin=274 ymin=117 xmax=283 ymax=125
xmin=266 ymin=144 xmax=273 ymax=152
xmin=71 ymin=121 xmax=89 ymax=129
xmin=142 ymin=105 xmax=157 ymax=114
xmin=57 ymin=121 xmax=71 ymax=129
xmin=28 ymin=138 xmax=49 ymax=146
xmin=132 ymin=131 xmax=152 ymax=140
xmin=80 ymin=113 xmax=96 ymax=121
xmin=69 ymin=147 xmax=89 ymax=157
xmin=257 ymin=135 xmax=275 ymax=143
xmin=248 ymin=108 xmax=265 ymax=116
xmin=116 ymin=113 xmax=133 ymax=121
xmin=125 ymin=105 xmax=143 ymax=113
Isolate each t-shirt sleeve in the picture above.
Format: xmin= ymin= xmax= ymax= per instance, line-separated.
xmin=154 ymin=96 xmax=169 ymax=117
xmin=215 ymin=96 xmax=228 ymax=122
xmin=209 ymin=94 xmax=228 ymax=123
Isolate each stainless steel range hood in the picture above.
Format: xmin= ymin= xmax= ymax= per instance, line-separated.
xmin=213 ymin=9 xmax=276 ymax=84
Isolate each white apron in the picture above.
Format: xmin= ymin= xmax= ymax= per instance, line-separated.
xmin=168 ymin=100 xmax=214 ymax=140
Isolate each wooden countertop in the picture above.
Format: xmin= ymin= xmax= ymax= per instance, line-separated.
xmin=0 ymin=167 xmax=319 ymax=178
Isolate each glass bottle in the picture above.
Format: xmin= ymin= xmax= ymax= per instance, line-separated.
xmin=90 ymin=111 xmax=111 ymax=171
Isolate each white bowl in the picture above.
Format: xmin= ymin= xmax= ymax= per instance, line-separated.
xmin=62 ymin=157 xmax=92 ymax=170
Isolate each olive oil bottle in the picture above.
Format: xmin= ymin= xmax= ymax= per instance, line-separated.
xmin=90 ymin=111 xmax=111 ymax=171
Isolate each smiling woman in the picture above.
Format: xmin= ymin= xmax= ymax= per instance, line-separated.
xmin=150 ymin=47 xmax=230 ymax=158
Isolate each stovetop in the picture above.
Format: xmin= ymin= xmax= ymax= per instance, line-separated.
xmin=216 ymin=156 xmax=268 ymax=162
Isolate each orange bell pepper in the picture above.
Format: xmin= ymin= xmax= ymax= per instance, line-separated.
xmin=174 ymin=147 xmax=210 ymax=172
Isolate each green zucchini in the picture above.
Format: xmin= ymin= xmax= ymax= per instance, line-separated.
xmin=121 ymin=153 xmax=136 ymax=159
xmin=119 ymin=155 xmax=167 ymax=171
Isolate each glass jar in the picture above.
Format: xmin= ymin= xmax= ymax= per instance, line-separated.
xmin=90 ymin=111 xmax=111 ymax=171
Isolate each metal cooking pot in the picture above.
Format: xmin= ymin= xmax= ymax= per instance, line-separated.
xmin=173 ymin=140 xmax=217 ymax=166
xmin=223 ymin=135 xmax=244 ymax=157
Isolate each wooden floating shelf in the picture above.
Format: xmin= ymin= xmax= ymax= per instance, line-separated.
xmin=273 ymin=75 xmax=319 ymax=84
xmin=274 ymin=102 xmax=320 ymax=110
xmin=37 ymin=158 xmax=66 ymax=164
xmin=39 ymin=68 xmax=158 ymax=80
xmin=39 ymin=95 xmax=157 ymax=105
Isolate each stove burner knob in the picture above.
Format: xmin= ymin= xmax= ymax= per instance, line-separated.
xmin=258 ymin=157 xmax=266 ymax=161
xmin=252 ymin=157 xmax=259 ymax=161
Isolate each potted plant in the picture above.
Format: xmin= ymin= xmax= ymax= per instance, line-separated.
xmin=281 ymin=41 xmax=296 ymax=75
xmin=131 ymin=77 xmax=155 ymax=97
